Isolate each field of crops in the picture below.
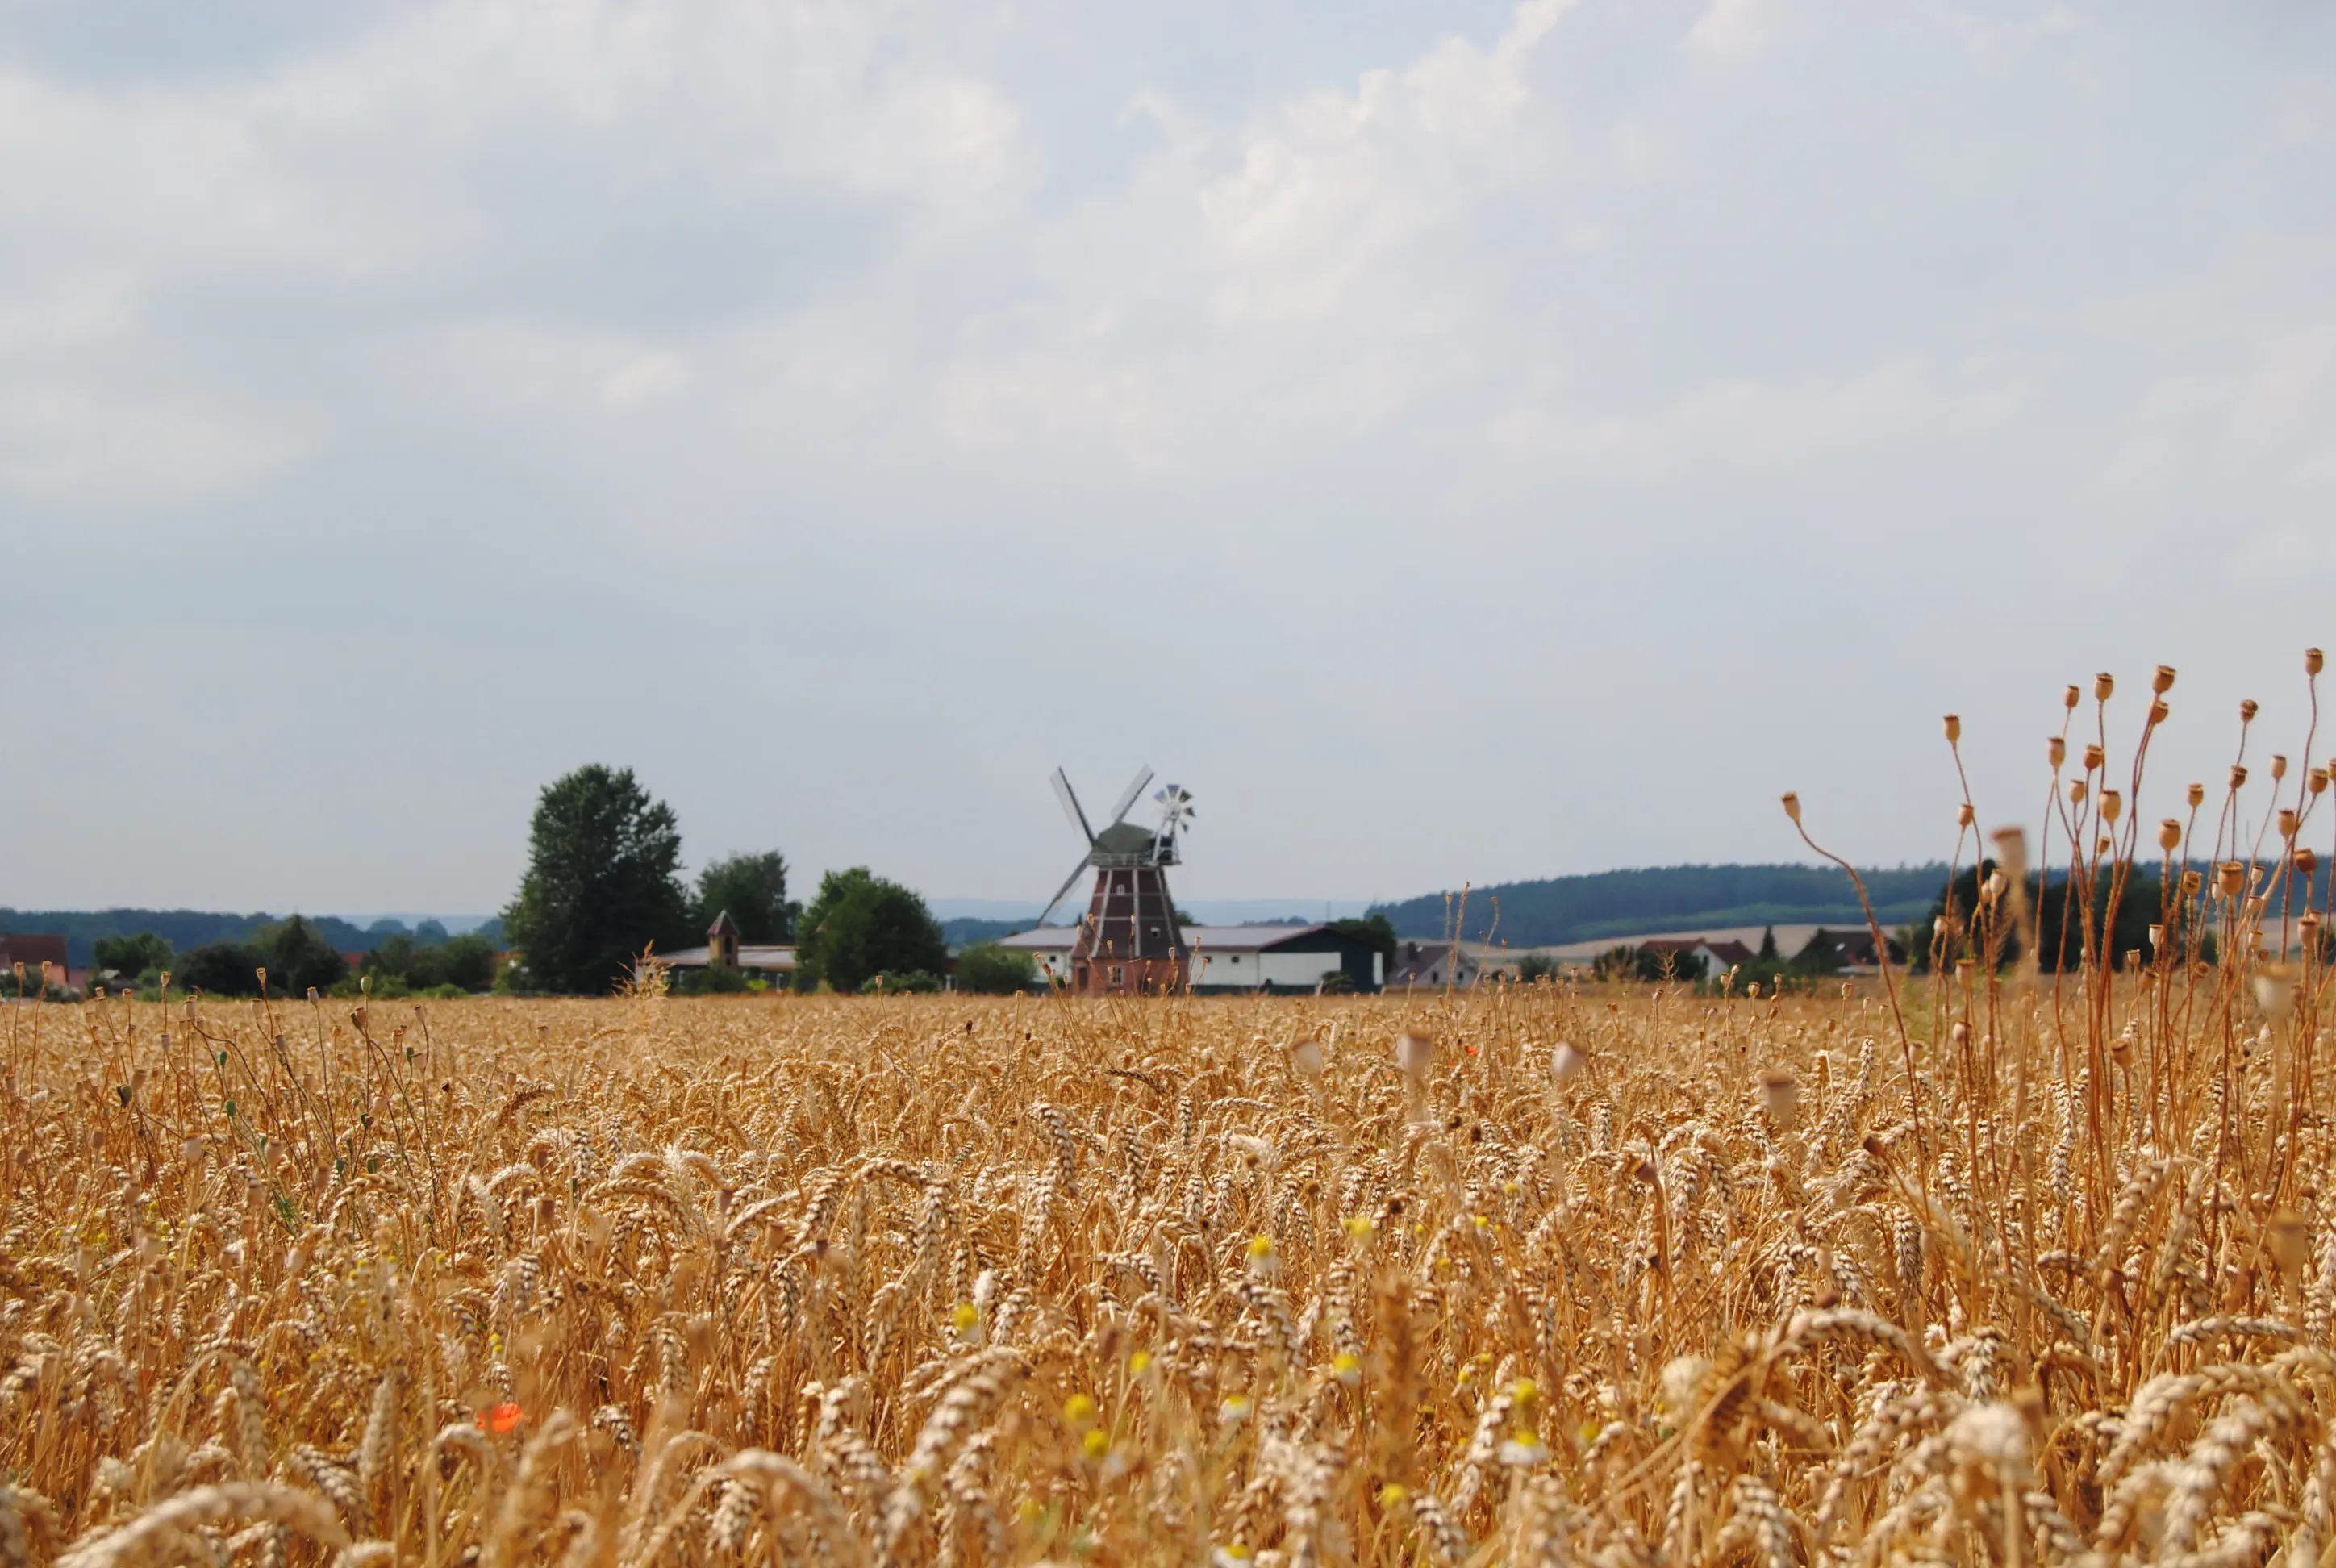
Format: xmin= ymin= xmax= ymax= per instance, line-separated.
xmin=2 ymin=925 xmax=2331 ymax=1568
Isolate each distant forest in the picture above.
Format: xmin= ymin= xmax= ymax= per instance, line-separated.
xmin=0 ymin=910 xmax=503 ymax=968
xmin=1367 ymin=863 xmax=1951 ymax=949
xmin=942 ymin=916 xmax=1027 ymax=949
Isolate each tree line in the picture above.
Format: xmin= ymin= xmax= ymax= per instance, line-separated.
xmin=499 ymin=764 xmax=1036 ymax=995
xmin=60 ymin=763 xmax=1037 ymax=999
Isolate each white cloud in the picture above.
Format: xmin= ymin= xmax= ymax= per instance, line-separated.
xmin=603 ymin=350 xmax=691 ymax=409
xmin=2096 ymin=319 xmax=2336 ymax=512
xmin=1687 ymin=0 xmax=1767 ymax=56
xmin=1487 ymin=361 xmax=2029 ymax=473
xmin=0 ymin=388 xmax=299 ymax=503
xmin=0 ymin=280 xmax=138 ymax=352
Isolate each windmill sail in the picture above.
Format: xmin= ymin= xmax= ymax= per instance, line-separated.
xmin=1051 ymin=768 xmax=1095 ymax=844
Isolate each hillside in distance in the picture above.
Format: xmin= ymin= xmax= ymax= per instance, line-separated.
xmin=0 ymin=909 xmax=503 ymax=968
xmin=1368 ymin=862 xmax=1950 ymax=949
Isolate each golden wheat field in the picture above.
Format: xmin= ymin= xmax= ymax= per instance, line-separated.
xmin=0 ymin=925 xmax=2331 ymax=1568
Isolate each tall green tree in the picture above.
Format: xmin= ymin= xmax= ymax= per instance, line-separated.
xmin=503 ymin=765 xmax=692 ymax=995
xmin=259 ymin=915 xmax=352 ymax=995
xmin=177 ymin=941 xmax=266 ymax=996
xmin=694 ymin=852 xmax=798 ymax=943
xmin=94 ymin=931 xmax=173 ymax=982
xmin=795 ymin=868 xmax=946 ymax=993
xmin=1908 ymin=862 xmax=2164 ymax=974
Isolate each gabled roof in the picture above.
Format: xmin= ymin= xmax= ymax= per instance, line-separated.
xmin=1386 ymin=940 xmax=1469 ymax=984
xmin=707 ymin=909 xmax=742 ymax=939
xmin=1183 ymin=924 xmax=1327 ymax=953
xmin=995 ymin=928 xmax=1079 ymax=951
xmin=661 ymin=943 xmax=796 ymax=970
xmin=0 ymin=932 xmax=68 ymax=968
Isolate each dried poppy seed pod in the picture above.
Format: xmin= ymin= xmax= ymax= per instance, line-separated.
xmin=2312 ymin=768 xmax=2328 ymax=796
xmin=1983 ymin=869 xmax=2007 ymax=903
xmin=1781 ymin=791 xmax=1802 ymax=824
xmin=2220 ymin=862 xmax=2247 ymax=899
xmin=2159 ymin=819 xmax=2183 ymax=853
xmin=2084 ymin=744 xmax=2105 ymax=774
xmin=2150 ymin=699 xmax=2170 ymax=724
xmin=2070 ymin=779 xmax=2088 ymax=807
xmin=2154 ymin=665 xmax=2177 ymax=694
xmin=1395 ymin=1032 xmax=1434 ymax=1080
xmin=2271 ymin=1209 xmax=2311 ymax=1273
xmin=2049 ymin=736 xmax=2067 ymax=769
xmin=2299 ymin=847 xmax=2319 ymax=878
xmin=1992 ymin=826 xmax=2029 ymax=882
xmin=1957 ymin=803 xmax=1975 ymax=828
xmin=2182 ymin=868 xmax=2204 ymax=897
xmin=2281 ymin=808 xmax=2300 ymax=840
xmin=2242 ymin=699 xmax=2259 ymax=723
xmin=2232 ymin=765 xmax=2250 ymax=790
xmin=1758 ymin=1070 xmax=1798 ymax=1126
xmin=1944 ymin=714 xmax=1961 ymax=744
xmin=2096 ymin=673 xmax=2115 ymax=702
xmin=2101 ymin=790 xmax=2123 ymax=824
xmin=2065 ymin=684 xmax=2081 ymax=711
xmin=2310 ymin=648 xmax=2325 ymax=678
xmin=2274 ymin=754 xmax=2290 ymax=781
xmin=2188 ymin=782 xmax=2205 ymax=809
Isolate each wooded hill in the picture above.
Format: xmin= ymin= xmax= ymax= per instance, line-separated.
xmin=0 ymin=910 xmax=499 ymax=968
xmin=1367 ymin=862 xmax=1950 ymax=949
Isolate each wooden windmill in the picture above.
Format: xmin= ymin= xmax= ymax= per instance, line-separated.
xmin=1035 ymin=765 xmax=1195 ymax=994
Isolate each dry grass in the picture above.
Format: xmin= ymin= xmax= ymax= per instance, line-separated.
xmin=7 ymin=663 xmax=2336 ymax=1566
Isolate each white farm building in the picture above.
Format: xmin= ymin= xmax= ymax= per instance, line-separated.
xmin=995 ymin=924 xmax=1384 ymax=993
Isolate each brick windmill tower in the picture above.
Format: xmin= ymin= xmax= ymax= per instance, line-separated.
xmin=1034 ymin=765 xmax=1195 ymax=995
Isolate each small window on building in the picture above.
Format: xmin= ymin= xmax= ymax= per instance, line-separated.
xmin=1109 ymin=965 xmax=1124 ymax=985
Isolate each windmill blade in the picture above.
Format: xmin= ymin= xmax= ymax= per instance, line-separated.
xmin=1051 ymin=768 xmax=1095 ymax=844
xmin=1107 ymin=765 xmax=1155 ymax=827
xmin=1034 ymin=857 xmax=1091 ymax=928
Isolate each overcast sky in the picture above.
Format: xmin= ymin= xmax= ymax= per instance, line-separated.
xmin=5 ymin=0 xmax=2335 ymax=916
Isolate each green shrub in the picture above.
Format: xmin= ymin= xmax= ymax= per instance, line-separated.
xmin=956 ymin=944 xmax=1040 ymax=994
xmin=677 ymin=964 xmax=753 ymax=995
xmin=859 ymin=970 xmax=942 ymax=995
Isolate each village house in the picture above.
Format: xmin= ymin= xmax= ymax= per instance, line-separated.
xmin=0 ymin=932 xmax=76 ymax=994
xmin=1385 ymin=940 xmax=1479 ymax=988
xmin=1640 ymin=936 xmax=1758 ymax=978
xmin=659 ymin=911 xmax=798 ymax=981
